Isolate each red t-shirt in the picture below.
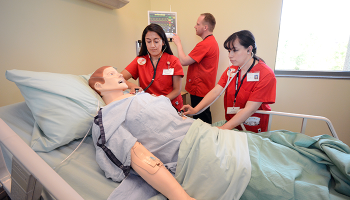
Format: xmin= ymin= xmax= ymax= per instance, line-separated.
xmin=125 ymin=53 xmax=184 ymax=111
xmin=186 ymin=35 xmax=219 ymax=97
xmin=217 ymin=60 xmax=277 ymax=133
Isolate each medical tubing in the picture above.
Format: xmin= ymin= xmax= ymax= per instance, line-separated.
xmin=53 ymin=98 xmax=100 ymax=170
xmin=188 ymin=53 xmax=254 ymax=116
xmin=53 ymin=124 xmax=92 ymax=170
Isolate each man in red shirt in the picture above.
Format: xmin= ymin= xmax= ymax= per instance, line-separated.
xmin=173 ymin=13 xmax=219 ymax=124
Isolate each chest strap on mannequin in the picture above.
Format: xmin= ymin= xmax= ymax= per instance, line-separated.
xmin=94 ymin=108 xmax=130 ymax=177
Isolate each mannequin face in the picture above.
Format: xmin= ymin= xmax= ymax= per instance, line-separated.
xmin=228 ymin=39 xmax=252 ymax=67
xmin=95 ymin=67 xmax=128 ymax=93
xmin=145 ymin=31 xmax=164 ymax=58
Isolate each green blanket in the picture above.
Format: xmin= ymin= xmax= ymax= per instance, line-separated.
xmin=242 ymin=130 xmax=350 ymax=200
xmin=150 ymin=120 xmax=350 ymax=200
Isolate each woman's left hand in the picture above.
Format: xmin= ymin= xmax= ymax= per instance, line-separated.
xmin=130 ymin=86 xmax=143 ymax=94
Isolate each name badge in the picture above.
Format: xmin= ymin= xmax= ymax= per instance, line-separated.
xmin=247 ymin=72 xmax=259 ymax=82
xmin=227 ymin=107 xmax=240 ymax=114
xmin=163 ymin=68 xmax=174 ymax=75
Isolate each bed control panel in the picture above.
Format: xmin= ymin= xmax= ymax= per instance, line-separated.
xmin=11 ymin=157 xmax=43 ymax=200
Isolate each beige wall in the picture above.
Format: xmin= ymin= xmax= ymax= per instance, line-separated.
xmin=0 ymin=0 xmax=150 ymax=105
xmin=1 ymin=0 xmax=349 ymax=146
xmin=272 ymin=78 xmax=350 ymax=145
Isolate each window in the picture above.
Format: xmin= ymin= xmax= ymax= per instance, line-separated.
xmin=275 ymin=0 xmax=350 ymax=79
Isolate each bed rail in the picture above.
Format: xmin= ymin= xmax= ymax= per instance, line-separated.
xmin=251 ymin=110 xmax=339 ymax=139
xmin=0 ymin=119 xmax=84 ymax=200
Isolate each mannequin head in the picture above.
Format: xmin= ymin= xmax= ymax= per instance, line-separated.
xmin=89 ymin=66 xmax=127 ymax=97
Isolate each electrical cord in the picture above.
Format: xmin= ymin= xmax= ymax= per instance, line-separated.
xmin=53 ymin=96 xmax=101 ymax=170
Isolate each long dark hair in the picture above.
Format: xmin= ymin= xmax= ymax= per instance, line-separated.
xmin=138 ymin=23 xmax=173 ymax=57
xmin=224 ymin=30 xmax=264 ymax=62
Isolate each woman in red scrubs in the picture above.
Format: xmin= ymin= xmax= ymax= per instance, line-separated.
xmin=121 ymin=24 xmax=184 ymax=111
xmin=182 ymin=30 xmax=276 ymax=133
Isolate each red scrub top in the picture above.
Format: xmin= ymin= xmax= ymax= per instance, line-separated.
xmin=217 ymin=60 xmax=276 ymax=133
xmin=186 ymin=35 xmax=219 ymax=97
xmin=125 ymin=53 xmax=184 ymax=111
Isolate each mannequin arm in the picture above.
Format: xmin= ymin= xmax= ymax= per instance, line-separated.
xmin=130 ymin=142 xmax=194 ymax=200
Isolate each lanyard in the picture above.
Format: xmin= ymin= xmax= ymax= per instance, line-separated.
xmin=233 ymin=58 xmax=256 ymax=106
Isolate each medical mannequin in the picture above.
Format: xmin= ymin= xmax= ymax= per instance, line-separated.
xmin=89 ymin=66 xmax=194 ymax=200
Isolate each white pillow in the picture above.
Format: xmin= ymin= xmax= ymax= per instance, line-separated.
xmin=6 ymin=69 xmax=105 ymax=152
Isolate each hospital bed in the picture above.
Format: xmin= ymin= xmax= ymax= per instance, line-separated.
xmin=0 ymin=104 xmax=344 ymax=199
xmin=0 ymin=69 xmax=348 ymax=199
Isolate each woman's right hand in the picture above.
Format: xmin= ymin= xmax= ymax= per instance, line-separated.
xmin=181 ymin=105 xmax=196 ymax=115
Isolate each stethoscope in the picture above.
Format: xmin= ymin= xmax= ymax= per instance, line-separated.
xmin=144 ymin=45 xmax=167 ymax=92
xmin=188 ymin=52 xmax=255 ymax=116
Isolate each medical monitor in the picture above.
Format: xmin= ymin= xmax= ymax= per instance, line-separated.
xmin=148 ymin=11 xmax=177 ymax=38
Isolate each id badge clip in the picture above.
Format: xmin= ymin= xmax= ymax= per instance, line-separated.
xmin=227 ymin=107 xmax=240 ymax=114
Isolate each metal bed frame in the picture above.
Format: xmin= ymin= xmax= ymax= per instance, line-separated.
xmin=253 ymin=110 xmax=338 ymax=139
